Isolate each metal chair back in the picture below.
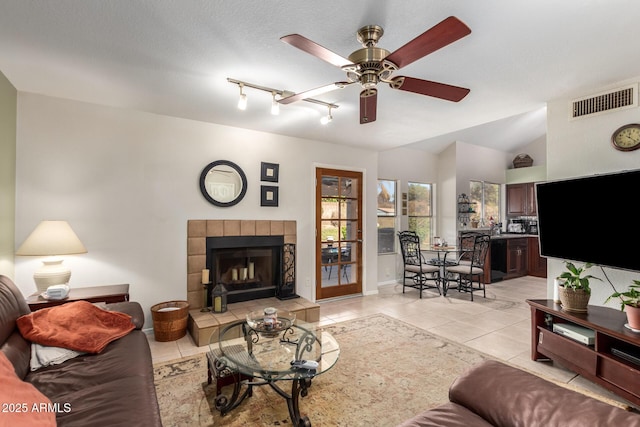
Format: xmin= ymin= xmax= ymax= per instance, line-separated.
xmin=458 ymin=232 xmax=481 ymax=262
xmin=470 ymin=234 xmax=491 ymax=268
xmin=397 ymin=231 xmax=424 ymax=267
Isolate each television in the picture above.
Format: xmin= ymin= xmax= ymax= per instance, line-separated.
xmin=535 ymin=169 xmax=640 ymax=272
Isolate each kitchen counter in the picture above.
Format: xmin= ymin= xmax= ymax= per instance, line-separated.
xmin=490 ymin=233 xmax=538 ymax=240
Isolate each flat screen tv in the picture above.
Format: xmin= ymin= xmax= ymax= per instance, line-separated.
xmin=536 ymin=169 xmax=640 ymax=272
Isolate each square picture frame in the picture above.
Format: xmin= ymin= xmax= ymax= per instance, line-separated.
xmin=261 ymin=162 xmax=279 ymax=182
xmin=261 ymin=185 xmax=279 ymax=207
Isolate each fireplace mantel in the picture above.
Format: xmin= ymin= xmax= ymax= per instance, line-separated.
xmin=186 ymin=220 xmax=296 ymax=309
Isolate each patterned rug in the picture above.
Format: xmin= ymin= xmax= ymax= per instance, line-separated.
xmin=153 ymin=314 xmax=491 ymax=426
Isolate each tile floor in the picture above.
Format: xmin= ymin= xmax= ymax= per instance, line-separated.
xmin=146 ymin=275 xmax=636 ymax=408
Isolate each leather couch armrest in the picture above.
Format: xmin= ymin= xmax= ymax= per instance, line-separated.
xmin=449 ymin=360 xmax=640 ymax=426
xmin=105 ymin=302 xmax=145 ymax=329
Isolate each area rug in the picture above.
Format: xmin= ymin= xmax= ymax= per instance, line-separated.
xmin=153 ymin=313 xmax=491 ymax=426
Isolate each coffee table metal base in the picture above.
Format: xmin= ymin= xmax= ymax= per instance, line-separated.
xmin=213 ymin=371 xmax=313 ymax=427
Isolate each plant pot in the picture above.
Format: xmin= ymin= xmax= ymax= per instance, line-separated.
xmin=625 ymin=305 xmax=640 ymax=330
xmin=558 ymin=286 xmax=590 ymax=313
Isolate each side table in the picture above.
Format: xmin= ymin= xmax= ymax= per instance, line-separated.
xmin=26 ymin=284 xmax=130 ymax=311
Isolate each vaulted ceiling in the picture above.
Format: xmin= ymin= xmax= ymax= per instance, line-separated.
xmin=1 ymin=1 xmax=639 ymax=153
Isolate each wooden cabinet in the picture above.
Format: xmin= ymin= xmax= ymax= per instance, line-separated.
xmin=528 ymin=299 xmax=640 ymax=406
xmin=527 ymin=237 xmax=547 ymax=278
xmin=506 ymin=182 xmax=537 ymax=216
xmin=489 ymin=236 xmax=546 ymax=282
xmin=527 ymin=183 xmax=537 ymax=216
xmin=506 ymin=238 xmax=528 ymax=278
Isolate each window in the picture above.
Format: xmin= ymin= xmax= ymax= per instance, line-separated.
xmin=408 ymin=182 xmax=433 ymax=245
xmin=377 ymin=180 xmax=396 ymax=254
xmin=470 ymin=181 xmax=500 ymax=226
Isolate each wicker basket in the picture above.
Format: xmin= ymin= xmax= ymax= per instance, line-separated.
xmin=558 ymin=287 xmax=590 ymax=313
xmin=513 ymin=154 xmax=533 ymax=168
xmin=151 ymin=300 xmax=190 ymax=342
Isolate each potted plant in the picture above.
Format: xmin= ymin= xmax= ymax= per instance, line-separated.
xmin=556 ymin=261 xmax=601 ymax=313
xmin=605 ymin=280 xmax=640 ymax=330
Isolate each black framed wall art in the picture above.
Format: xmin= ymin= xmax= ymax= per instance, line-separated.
xmin=260 ymin=162 xmax=279 ymax=182
xmin=261 ymin=185 xmax=279 ymax=207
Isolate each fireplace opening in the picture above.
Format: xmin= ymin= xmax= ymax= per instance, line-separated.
xmin=207 ymin=236 xmax=284 ymax=304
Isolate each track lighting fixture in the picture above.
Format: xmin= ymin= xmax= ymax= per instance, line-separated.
xmin=227 ymin=78 xmax=338 ymax=122
xmin=237 ymin=83 xmax=247 ymax=110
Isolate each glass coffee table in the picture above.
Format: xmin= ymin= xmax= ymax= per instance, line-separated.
xmin=208 ymin=315 xmax=340 ymax=427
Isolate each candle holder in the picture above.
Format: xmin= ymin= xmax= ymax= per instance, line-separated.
xmin=212 ymin=283 xmax=228 ymax=313
xmin=200 ymin=283 xmax=212 ymax=312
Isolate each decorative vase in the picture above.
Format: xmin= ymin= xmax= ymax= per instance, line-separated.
xmin=558 ymin=286 xmax=590 ymax=313
xmin=625 ymin=305 xmax=640 ymax=330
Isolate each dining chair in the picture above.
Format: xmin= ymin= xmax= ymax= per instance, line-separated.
xmin=455 ymin=232 xmax=483 ymax=266
xmin=445 ymin=234 xmax=491 ymax=301
xmin=397 ymin=231 xmax=441 ymax=298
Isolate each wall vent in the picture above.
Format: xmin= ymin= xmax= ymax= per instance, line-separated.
xmin=570 ymin=83 xmax=638 ymax=120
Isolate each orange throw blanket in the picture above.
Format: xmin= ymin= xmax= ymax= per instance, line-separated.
xmin=17 ymin=300 xmax=135 ymax=353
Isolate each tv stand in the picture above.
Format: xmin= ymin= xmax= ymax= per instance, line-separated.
xmin=527 ymin=299 xmax=640 ymax=406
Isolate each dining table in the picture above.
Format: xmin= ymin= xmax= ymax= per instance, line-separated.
xmin=422 ymin=245 xmax=466 ymax=296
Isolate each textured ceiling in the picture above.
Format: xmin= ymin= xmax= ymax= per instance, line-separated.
xmin=1 ymin=1 xmax=639 ymax=153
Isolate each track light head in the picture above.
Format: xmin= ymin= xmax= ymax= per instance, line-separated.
xmin=237 ymin=84 xmax=247 ymax=110
xmin=271 ymin=92 xmax=280 ymax=115
xmin=320 ymin=105 xmax=333 ymax=125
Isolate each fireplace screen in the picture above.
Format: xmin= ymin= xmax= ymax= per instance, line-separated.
xmin=207 ymin=236 xmax=284 ymax=303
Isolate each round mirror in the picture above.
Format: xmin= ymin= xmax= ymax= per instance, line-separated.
xmin=199 ymin=160 xmax=248 ymax=207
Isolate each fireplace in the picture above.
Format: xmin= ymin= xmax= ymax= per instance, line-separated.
xmin=186 ymin=220 xmax=297 ymax=310
xmin=207 ymin=236 xmax=283 ymax=303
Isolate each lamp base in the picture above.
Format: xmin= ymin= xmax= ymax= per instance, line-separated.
xmin=34 ymin=259 xmax=71 ymax=293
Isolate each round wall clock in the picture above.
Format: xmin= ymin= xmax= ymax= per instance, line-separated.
xmin=611 ymin=124 xmax=640 ymax=151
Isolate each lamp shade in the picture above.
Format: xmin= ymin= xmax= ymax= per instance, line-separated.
xmin=16 ymin=221 xmax=87 ymax=292
xmin=16 ymin=221 xmax=87 ymax=256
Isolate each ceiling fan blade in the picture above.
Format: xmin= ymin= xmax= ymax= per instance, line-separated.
xmin=281 ymin=34 xmax=353 ymax=68
xmin=390 ymin=76 xmax=470 ymax=102
xmin=384 ymin=16 xmax=471 ymax=70
xmin=278 ymin=82 xmax=351 ymax=105
xmin=360 ymin=89 xmax=377 ymax=124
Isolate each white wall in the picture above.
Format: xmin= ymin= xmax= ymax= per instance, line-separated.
xmin=14 ymin=93 xmax=379 ymax=326
xmin=0 ymin=71 xmax=16 ymax=279
xmin=454 ymin=141 xmax=512 ymax=236
xmin=546 ymin=76 xmax=640 ymax=308
xmin=377 ymin=146 xmax=439 ymax=284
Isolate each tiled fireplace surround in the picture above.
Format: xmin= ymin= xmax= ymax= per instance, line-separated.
xmin=186 ymin=220 xmax=320 ymax=346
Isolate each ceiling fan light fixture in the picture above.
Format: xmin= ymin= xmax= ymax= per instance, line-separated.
xmin=281 ymin=16 xmax=472 ymax=124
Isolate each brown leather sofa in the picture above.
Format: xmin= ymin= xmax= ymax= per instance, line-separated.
xmin=398 ymin=359 xmax=640 ymax=427
xmin=0 ymin=275 xmax=162 ymax=427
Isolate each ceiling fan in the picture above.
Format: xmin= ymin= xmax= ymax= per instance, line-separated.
xmin=278 ymin=16 xmax=471 ymax=124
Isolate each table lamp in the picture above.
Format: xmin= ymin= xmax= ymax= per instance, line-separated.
xmin=16 ymin=220 xmax=87 ymax=293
